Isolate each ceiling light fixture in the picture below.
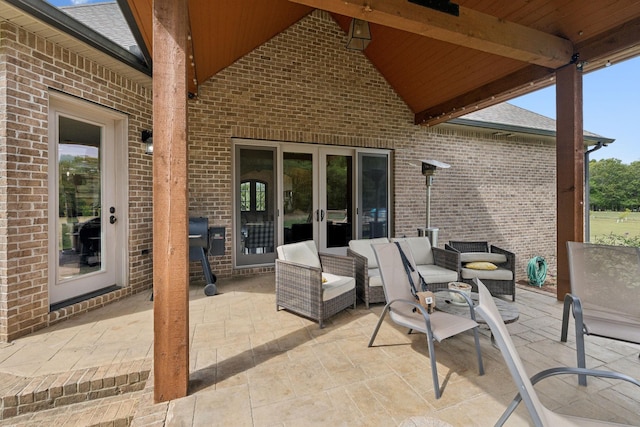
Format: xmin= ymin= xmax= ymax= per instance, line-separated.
xmin=346 ymin=18 xmax=371 ymax=51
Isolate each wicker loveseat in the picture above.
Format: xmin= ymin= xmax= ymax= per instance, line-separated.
xmin=445 ymin=241 xmax=516 ymax=300
xmin=348 ymin=236 xmax=460 ymax=308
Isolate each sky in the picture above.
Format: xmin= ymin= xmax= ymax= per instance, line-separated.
xmin=511 ymin=56 xmax=640 ymax=163
xmin=46 ymin=0 xmax=98 ymax=6
xmin=47 ymin=0 xmax=638 ymax=163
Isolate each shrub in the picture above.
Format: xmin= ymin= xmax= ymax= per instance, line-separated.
xmin=592 ymin=233 xmax=640 ymax=247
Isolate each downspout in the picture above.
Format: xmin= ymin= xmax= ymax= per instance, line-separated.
xmin=584 ymin=141 xmax=606 ymax=241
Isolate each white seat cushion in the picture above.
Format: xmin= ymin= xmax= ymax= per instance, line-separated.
xmin=348 ymin=238 xmax=390 ymax=268
xmin=391 ymin=237 xmax=434 ymax=265
xmin=460 ymin=267 xmax=513 ymax=281
xmin=416 ymin=265 xmax=458 ymax=284
xmin=321 ymin=273 xmax=356 ymax=301
xmin=277 ymin=240 xmax=321 ymax=268
xmin=459 ymin=252 xmax=507 ymax=264
xmin=368 ymin=268 xmax=383 ymax=287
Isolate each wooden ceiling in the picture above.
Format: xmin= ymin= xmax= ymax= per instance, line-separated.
xmin=123 ymin=0 xmax=640 ymax=126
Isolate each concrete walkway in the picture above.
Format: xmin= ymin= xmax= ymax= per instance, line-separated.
xmin=0 ymin=274 xmax=638 ymax=426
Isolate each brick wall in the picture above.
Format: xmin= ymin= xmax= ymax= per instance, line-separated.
xmin=0 ymin=21 xmax=153 ymax=341
xmin=187 ymin=10 xmax=557 ymax=282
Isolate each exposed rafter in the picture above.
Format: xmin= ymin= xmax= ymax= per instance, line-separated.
xmin=288 ymin=0 xmax=574 ymax=68
xmin=576 ymin=16 xmax=640 ymax=71
xmin=417 ymin=15 xmax=640 ymax=127
xmin=416 ymin=65 xmax=556 ymax=126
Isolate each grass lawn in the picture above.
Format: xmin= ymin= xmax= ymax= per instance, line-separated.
xmin=589 ymin=211 xmax=640 ymax=241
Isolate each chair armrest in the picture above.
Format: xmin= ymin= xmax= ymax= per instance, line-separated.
xmin=368 ymin=298 xmax=434 ymax=345
xmin=444 ymin=243 xmax=459 ymax=253
xmin=490 ymin=245 xmax=515 ymax=271
xmin=319 ymin=252 xmax=356 ymax=278
xmin=432 ymin=247 xmax=461 ymax=275
xmin=347 ymin=248 xmax=368 ymax=285
xmin=496 ymin=367 xmax=640 ymax=427
xmin=561 ymin=293 xmax=582 ymax=342
xmin=275 ymin=259 xmax=323 ymax=299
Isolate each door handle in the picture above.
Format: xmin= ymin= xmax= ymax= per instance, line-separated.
xmin=321 ymin=209 xmax=325 ymax=221
xmin=315 ymin=209 xmax=319 ymax=222
xmin=109 ymin=215 xmax=117 ymax=224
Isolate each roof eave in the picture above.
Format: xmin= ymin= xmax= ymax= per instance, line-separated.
xmin=448 ymin=118 xmax=616 ymax=146
xmin=5 ymin=0 xmax=151 ymax=76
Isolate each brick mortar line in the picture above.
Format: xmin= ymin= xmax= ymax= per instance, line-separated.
xmin=0 ymin=359 xmax=152 ymax=420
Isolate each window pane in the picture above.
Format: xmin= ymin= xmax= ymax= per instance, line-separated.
xmin=237 ymin=147 xmax=276 ymax=265
xmin=58 ymin=117 xmax=102 ymax=279
xmin=360 ymin=154 xmax=388 ymax=238
xmin=240 ymin=182 xmax=250 ymax=211
xmin=284 ymin=152 xmax=313 ymax=244
xmin=256 ymin=182 xmax=266 ymax=211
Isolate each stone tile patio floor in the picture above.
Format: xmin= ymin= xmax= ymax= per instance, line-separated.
xmin=0 ymin=273 xmax=638 ymax=426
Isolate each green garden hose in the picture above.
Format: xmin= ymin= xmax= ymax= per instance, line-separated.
xmin=527 ymin=256 xmax=547 ymax=287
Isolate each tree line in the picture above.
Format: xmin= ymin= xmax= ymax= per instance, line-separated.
xmin=589 ymin=158 xmax=640 ymax=211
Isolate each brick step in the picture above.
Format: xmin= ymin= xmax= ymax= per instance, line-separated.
xmin=0 ymin=359 xmax=152 ymax=421
xmin=0 ymin=388 xmax=148 ymax=426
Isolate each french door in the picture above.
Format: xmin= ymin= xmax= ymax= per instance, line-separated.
xmin=48 ymin=93 xmax=127 ymax=305
xmin=282 ymin=147 xmax=354 ymax=253
xmin=234 ymin=140 xmax=390 ymax=266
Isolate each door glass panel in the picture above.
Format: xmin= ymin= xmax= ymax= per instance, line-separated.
xmin=283 ymin=152 xmax=313 ymax=244
xmin=237 ymin=147 xmax=276 ymax=265
xmin=325 ymin=154 xmax=352 ymax=248
xmin=57 ymin=117 xmax=102 ymax=280
xmin=360 ymin=154 xmax=388 ymax=238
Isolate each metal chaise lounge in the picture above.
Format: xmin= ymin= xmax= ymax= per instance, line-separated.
xmin=368 ymin=241 xmax=484 ymax=399
xmin=562 ymin=241 xmax=640 ymax=385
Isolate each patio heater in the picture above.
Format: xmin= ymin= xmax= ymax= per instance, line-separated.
xmin=417 ymin=159 xmax=450 ymax=247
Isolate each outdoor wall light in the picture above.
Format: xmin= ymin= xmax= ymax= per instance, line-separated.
xmin=141 ymin=129 xmax=153 ymax=155
xmin=346 ymin=18 xmax=371 ymax=51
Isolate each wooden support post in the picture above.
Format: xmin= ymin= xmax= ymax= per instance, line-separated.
xmin=555 ymin=64 xmax=584 ymax=301
xmin=152 ymin=0 xmax=190 ymax=402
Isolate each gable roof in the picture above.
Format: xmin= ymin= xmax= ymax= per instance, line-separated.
xmin=0 ymin=0 xmax=149 ymax=84
xmin=59 ymin=1 xmax=136 ymax=52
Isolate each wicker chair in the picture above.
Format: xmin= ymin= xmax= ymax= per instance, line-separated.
xmin=446 ymin=241 xmax=516 ymax=300
xmin=275 ymin=240 xmax=356 ymax=328
xmin=347 ymin=237 xmax=390 ymax=308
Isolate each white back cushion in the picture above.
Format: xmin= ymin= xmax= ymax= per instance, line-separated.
xmin=277 ymin=240 xmax=321 ymax=268
xmin=391 ymin=237 xmax=434 ymax=265
xmin=348 ymin=237 xmax=390 ymax=268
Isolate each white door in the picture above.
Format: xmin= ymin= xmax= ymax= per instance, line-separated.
xmin=48 ymin=94 xmax=127 ymax=305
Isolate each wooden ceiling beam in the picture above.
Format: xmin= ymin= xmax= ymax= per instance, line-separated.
xmin=289 ymin=0 xmax=573 ymax=68
xmin=415 ymin=65 xmax=555 ymax=126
